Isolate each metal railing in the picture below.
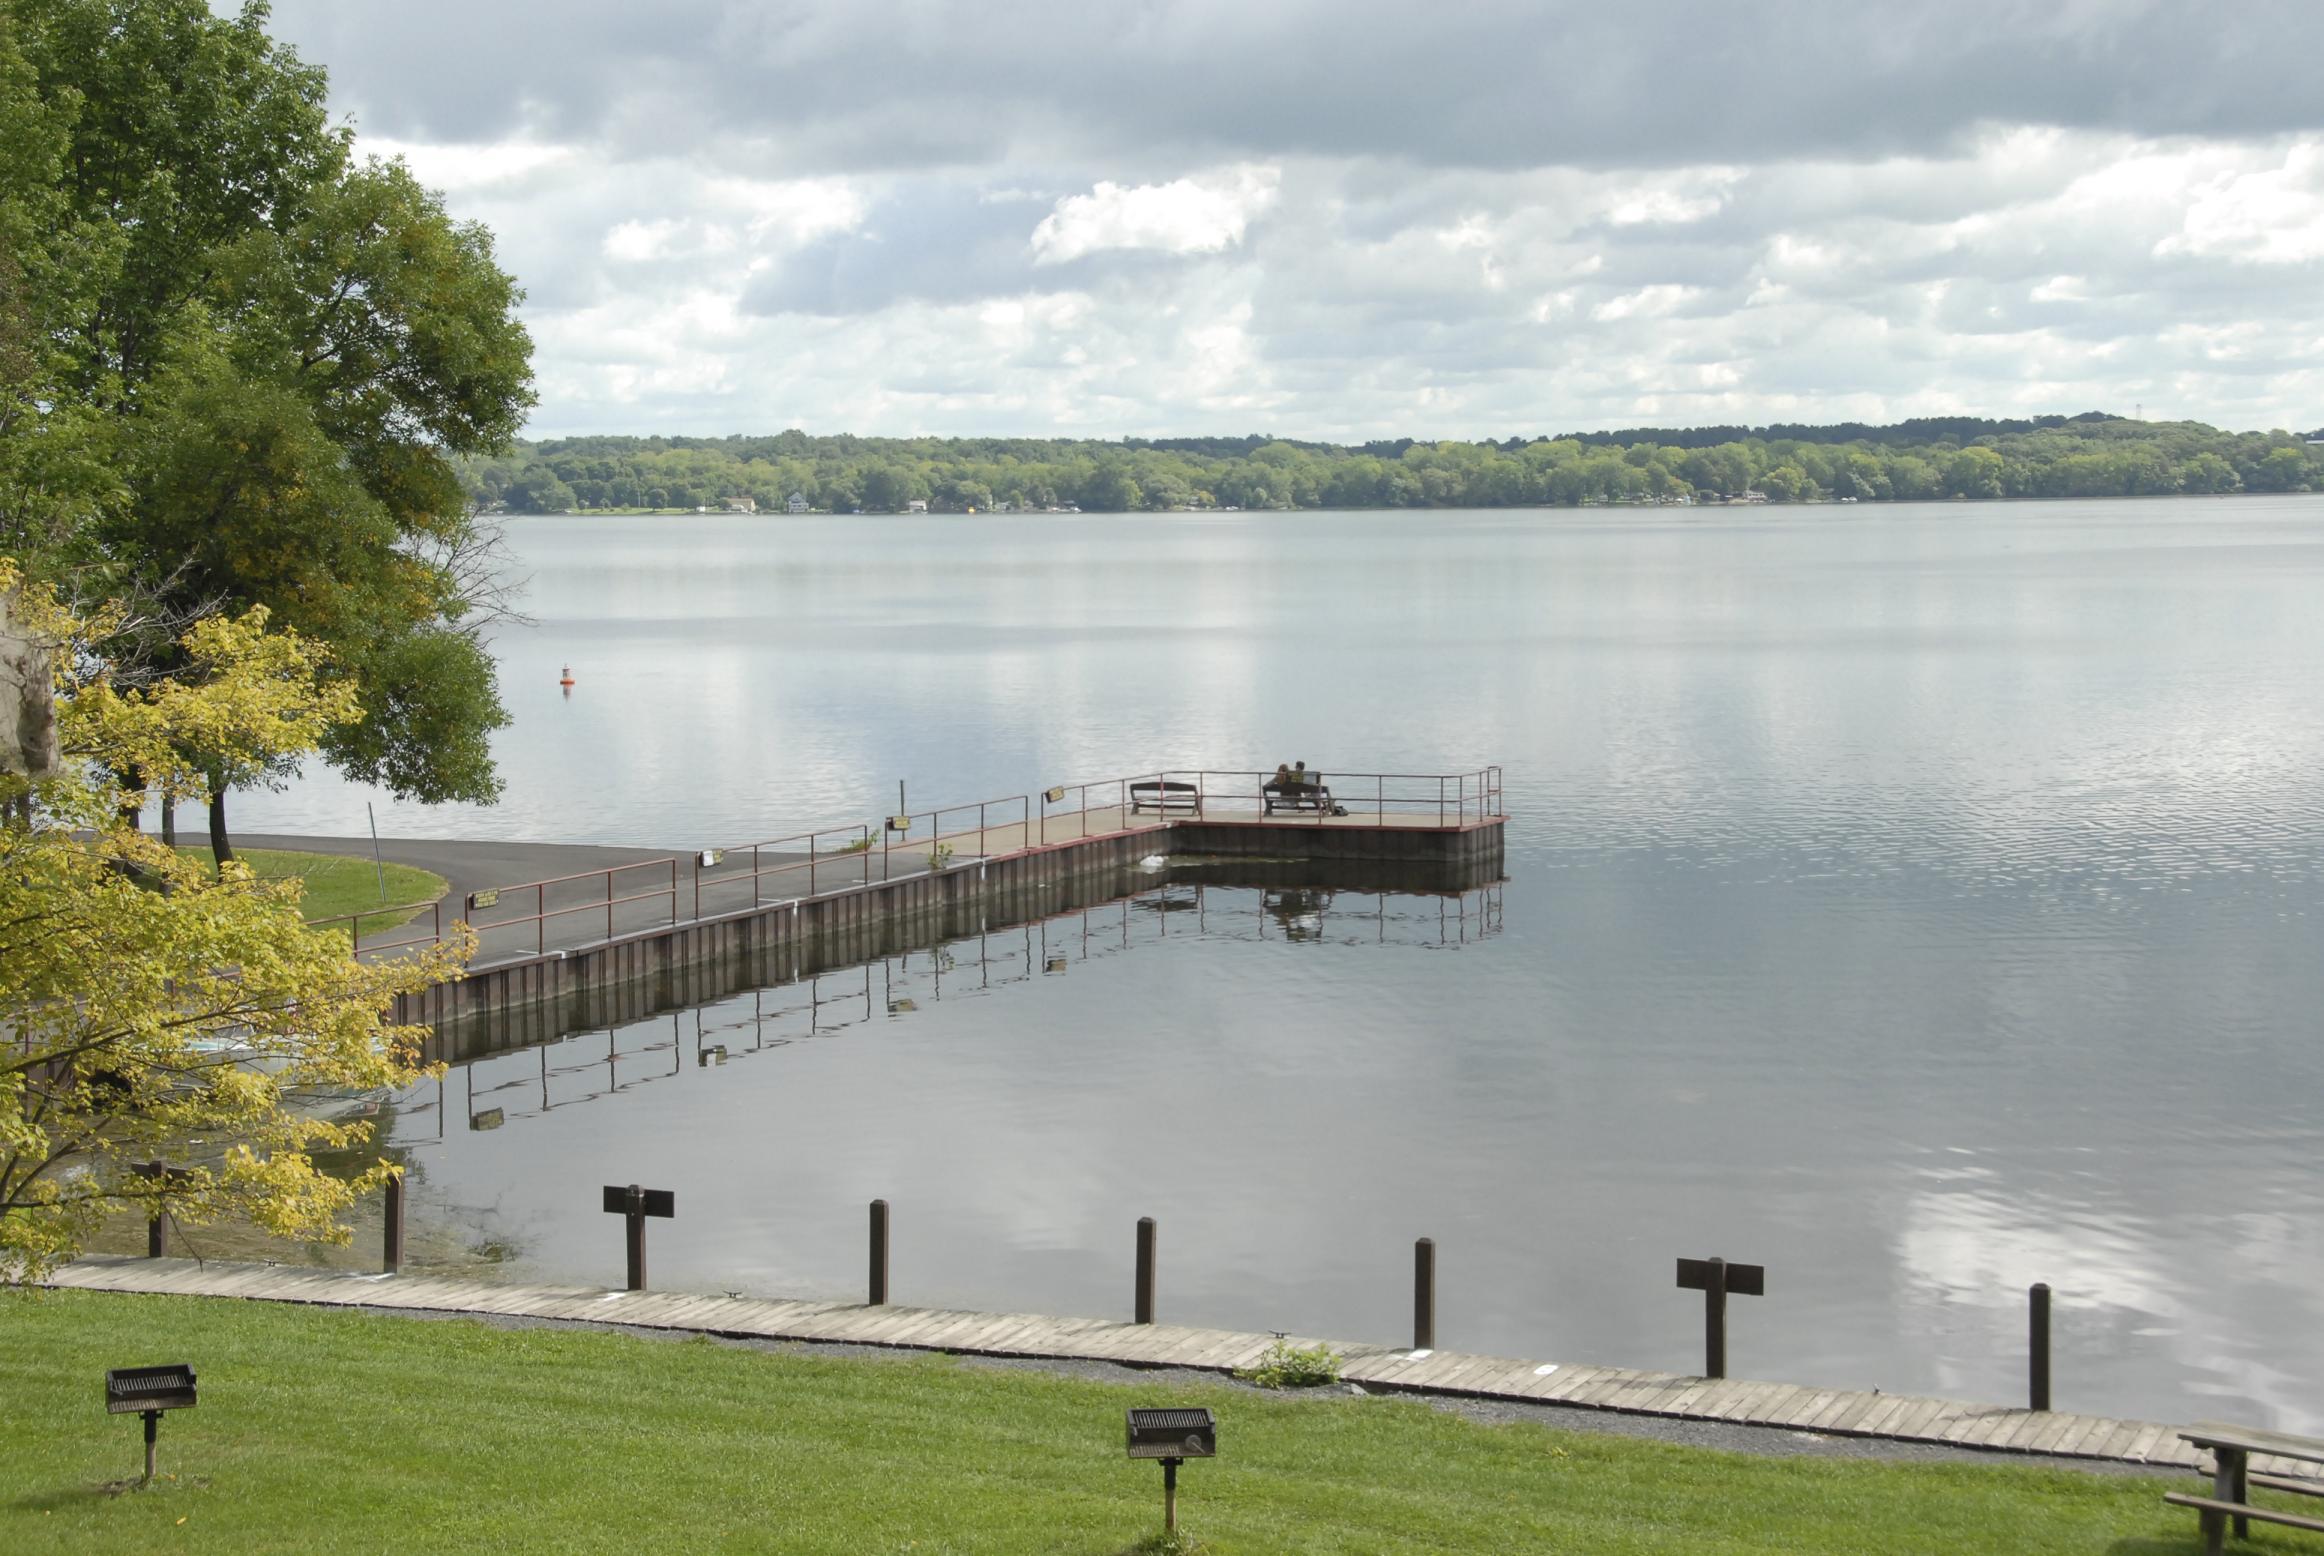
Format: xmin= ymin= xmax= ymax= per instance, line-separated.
xmin=311 ymin=794 xmax=1034 ymax=966
xmin=311 ymin=766 xmax=1503 ymax=965
xmin=1030 ymin=766 xmax=1505 ymax=843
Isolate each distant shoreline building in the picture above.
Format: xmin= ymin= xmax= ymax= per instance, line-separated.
xmin=786 ymin=491 xmax=809 ymax=514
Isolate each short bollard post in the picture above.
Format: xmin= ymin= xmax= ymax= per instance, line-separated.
xmin=382 ymin=1169 xmax=406 ymax=1275
xmin=133 ymin=1161 xmax=172 ymax=1258
xmin=2029 ymin=1282 xmax=2051 ymax=1411
xmin=1413 ymin=1237 xmax=1436 ymax=1351
xmin=869 ymin=1198 xmax=890 ymax=1306
xmin=1135 ymin=1216 xmax=1157 ymax=1325
xmin=600 ymin=1183 xmax=675 ymax=1292
xmin=1677 ymin=1254 xmax=1765 ymax=1380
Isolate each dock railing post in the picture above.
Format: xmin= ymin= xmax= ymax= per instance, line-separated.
xmin=383 ymin=1168 xmax=405 ymax=1274
xmin=2029 ymin=1282 xmax=2051 ymax=1411
xmin=869 ymin=1198 xmax=890 ymax=1305
xmin=1135 ymin=1216 xmax=1156 ymax=1324
xmin=1414 ymin=1237 xmax=1436 ymax=1350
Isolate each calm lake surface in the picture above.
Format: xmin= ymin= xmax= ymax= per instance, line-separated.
xmin=241 ymin=499 xmax=2324 ymax=1429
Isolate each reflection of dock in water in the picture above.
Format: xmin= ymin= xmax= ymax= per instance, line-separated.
xmin=402 ymin=863 xmax=1501 ymax=1138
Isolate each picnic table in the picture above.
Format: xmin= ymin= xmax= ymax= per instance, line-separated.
xmin=2168 ymin=1421 xmax=2324 ymax=1553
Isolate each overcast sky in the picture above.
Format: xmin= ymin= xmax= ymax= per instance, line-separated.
xmin=256 ymin=0 xmax=2324 ymax=440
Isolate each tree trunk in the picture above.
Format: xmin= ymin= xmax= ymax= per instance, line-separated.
xmin=115 ymin=765 xmax=145 ymax=834
xmin=207 ymin=785 xmax=233 ymax=867
xmin=159 ymin=797 xmax=177 ymax=847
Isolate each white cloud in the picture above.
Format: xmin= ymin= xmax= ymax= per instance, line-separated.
xmin=2157 ymin=142 xmax=2324 ymax=263
xmin=1030 ymin=166 xmax=1280 ymax=265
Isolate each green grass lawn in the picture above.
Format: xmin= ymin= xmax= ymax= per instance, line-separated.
xmin=0 ymin=1290 xmax=2257 ymax=1555
xmin=175 ymin=847 xmax=446 ymax=936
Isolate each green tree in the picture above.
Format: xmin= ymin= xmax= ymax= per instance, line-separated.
xmin=9 ymin=0 xmax=533 ymax=849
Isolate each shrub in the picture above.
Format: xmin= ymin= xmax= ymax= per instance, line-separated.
xmin=1241 ymin=1339 xmax=1342 ymax=1389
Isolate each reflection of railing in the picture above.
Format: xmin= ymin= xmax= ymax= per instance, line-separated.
xmin=394 ymin=876 xmax=1503 ymax=1137
xmin=1032 ymin=767 xmax=1505 ymax=843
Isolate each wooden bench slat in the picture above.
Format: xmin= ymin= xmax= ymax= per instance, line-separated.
xmin=2183 ymin=1422 xmax=2324 ymax=1464
xmin=2163 ymin=1492 xmax=2324 ymax=1534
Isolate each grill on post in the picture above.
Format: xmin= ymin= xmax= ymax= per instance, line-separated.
xmin=1126 ymin=1406 xmax=1216 ymax=1537
xmin=1126 ymin=1407 xmax=1216 ymax=1460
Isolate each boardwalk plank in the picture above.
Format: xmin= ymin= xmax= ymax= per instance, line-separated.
xmin=38 ymin=1259 xmax=2174 ymax=1468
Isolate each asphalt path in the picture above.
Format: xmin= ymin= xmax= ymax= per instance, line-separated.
xmin=246 ymin=832 xmax=919 ymax=961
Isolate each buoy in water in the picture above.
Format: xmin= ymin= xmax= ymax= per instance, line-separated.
xmin=559 ymin=665 xmax=575 ymax=690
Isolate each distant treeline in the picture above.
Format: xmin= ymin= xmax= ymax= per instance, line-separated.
xmin=460 ymin=414 xmax=2324 ymax=515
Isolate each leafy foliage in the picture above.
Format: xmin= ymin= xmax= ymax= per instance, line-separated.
xmin=1 ymin=0 xmax=533 ymax=824
xmin=464 ymin=416 xmax=2323 ymax=515
xmin=0 ymin=566 xmax=467 ymax=1281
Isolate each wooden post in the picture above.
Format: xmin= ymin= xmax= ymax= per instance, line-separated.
xmin=625 ymin=1190 xmax=648 ymax=1291
xmin=2029 ymin=1282 xmax=2051 ymax=1412
xmin=869 ymin=1198 xmax=890 ymax=1306
xmin=1705 ymin=1256 xmax=1728 ymax=1379
xmin=1413 ymin=1237 xmax=1436 ymax=1351
xmin=135 ymin=1161 xmax=166 ymax=1257
xmin=1163 ymin=1457 xmax=1179 ymax=1534
xmin=382 ymin=1170 xmax=406 ymax=1275
xmin=1134 ymin=1216 xmax=1156 ymax=1325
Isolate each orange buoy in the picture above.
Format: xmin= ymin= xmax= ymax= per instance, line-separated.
xmin=558 ymin=665 xmax=575 ymax=689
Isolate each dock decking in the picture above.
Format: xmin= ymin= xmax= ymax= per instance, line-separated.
xmin=44 ymin=1255 xmax=2290 ymax=1480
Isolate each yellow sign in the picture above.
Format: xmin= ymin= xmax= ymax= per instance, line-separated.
xmin=1043 ymin=786 xmax=1066 ymax=804
xmin=467 ymin=888 xmax=501 ymax=911
xmin=887 ymin=814 xmax=912 ymax=832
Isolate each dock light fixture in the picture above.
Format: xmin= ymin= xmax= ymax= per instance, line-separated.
xmin=1127 ymin=1407 xmax=1215 ymax=1536
xmin=106 ymin=1364 xmax=196 ymax=1485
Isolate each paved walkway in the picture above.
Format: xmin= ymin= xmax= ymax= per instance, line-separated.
xmin=46 ymin=1256 xmax=2293 ymax=1480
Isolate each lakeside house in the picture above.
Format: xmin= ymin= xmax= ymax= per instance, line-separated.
xmin=786 ymin=492 xmax=809 ymax=514
xmin=723 ymin=495 xmax=757 ymax=514
xmin=906 ymin=499 xmax=929 ymax=513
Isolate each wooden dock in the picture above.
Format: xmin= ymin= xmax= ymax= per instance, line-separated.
xmin=44 ymin=1255 xmax=2301 ymax=1480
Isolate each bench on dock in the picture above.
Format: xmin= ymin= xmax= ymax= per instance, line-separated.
xmin=1263 ymin=779 xmax=1334 ymax=815
xmin=1129 ymin=780 xmax=1203 ymax=815
xmin=2169 ymin=1422 xmax=2324 ymax=1554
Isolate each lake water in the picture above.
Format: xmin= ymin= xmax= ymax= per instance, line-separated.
xmin=240 ymin=499 xmax=2324 ymax=1430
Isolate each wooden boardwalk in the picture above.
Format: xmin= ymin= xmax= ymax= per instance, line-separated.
xmin=43 ymin=1256 xmax=2298 ymax=1479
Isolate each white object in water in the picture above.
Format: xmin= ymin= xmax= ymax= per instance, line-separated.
xmin=1140 ymin=854 xmax=1167 ymax=869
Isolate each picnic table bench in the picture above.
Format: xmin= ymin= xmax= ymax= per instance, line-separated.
xmin=1262 ymin=779 xmax=1333 ymax=815
xmin=1129 ymin=780 xmax=1203 ymax=815
xmin=2168 ymin=1421 xmax=2324 ymax=1554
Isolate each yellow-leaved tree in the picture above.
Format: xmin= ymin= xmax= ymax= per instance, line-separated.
xmin=1 ymin=560 xmax=471 ymax=1282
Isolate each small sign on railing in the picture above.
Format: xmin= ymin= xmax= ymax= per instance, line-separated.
xmin=468 ymin=888 xmax=500 ymax=911
xmin=699 ymin=849 xmax=724 ymax=867
xmin=1044 ymin=786 xmax=1066 ymax=804
xmin=887 ymin=814 xmax=911 ymax=833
